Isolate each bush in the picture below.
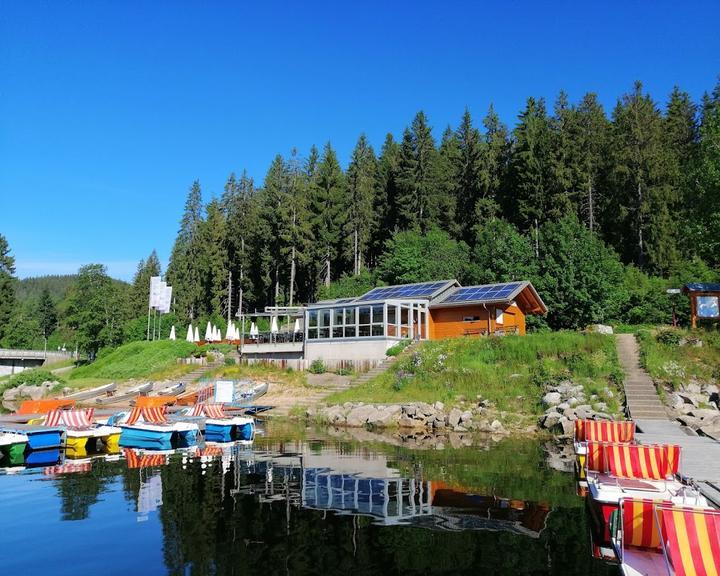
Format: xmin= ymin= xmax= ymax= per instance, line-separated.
xmin=5 ymin=368 xmax=64 ymax=389
xmin=335 ymin=367 xmax=353 ymax=376
xmin=386 ymin=339 xmax=412 ymax=357
xmin=224 ymin=356 xmax=236 ymax=366
xmin=309 ymin=359 xmax=326 ymax=374
xmin=656 ymin=329 xmax=681 ymax=346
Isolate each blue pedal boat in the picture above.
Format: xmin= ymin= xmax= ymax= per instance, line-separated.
xmin=115 ymin=406 xmax=199 ymax=450
xmin=185 ymin=403 xmax=255 ymax=443
xmin=4 ymin=424 xmax=64 ymax=451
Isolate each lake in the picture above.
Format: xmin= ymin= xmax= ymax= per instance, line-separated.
xmin=0 ymin=421 xmax=615 ymax=575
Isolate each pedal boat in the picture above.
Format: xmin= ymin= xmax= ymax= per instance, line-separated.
xmin=574 ymin=419 xmax=635 ymax=482
xmin=42 ymin=408 xmax=122 ymax=451
xmin=185 ymin=403 xmax=254 ymax=442
xmin=117 ymin=406 xmax=199 ymax=450
xmin=0 ymin=430 xmax=29 ymax=462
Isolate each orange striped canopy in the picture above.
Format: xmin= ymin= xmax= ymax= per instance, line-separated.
xmin=44 ymin=408 xmax=95 ymax=428
xmin=575 ymin=419 xmax=635 ymax=443
xmin=123 ymin=448 xmax=169 ymax=469
xmin=657 ymin=503 xmax=720 ymax=576
xmin=606 ymin=444 xmax=670 ymax=480
xmin=189 ymin=403 xmax=227 ymax=419
xmin=125 ymin=406 xmax=168 ymax=425
xmin=621 ymin=498 xmax=671 ymax=549
xmin=586 ymin=441 xmax=608 ymax=473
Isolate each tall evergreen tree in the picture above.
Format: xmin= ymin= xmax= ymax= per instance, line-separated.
xmin=370 ymin=134 xmax=401 ymax=266
xmin=167 ymin=181 xmax=205 ymax=319
xmin=452 ymin=109 xmax=484 ymax=242
xmin=200 ymin=199 xmax=228 ymax=315
xmin=610 ymin=82 xmax=678 ymax=273
xmin=345 ymin=134 xmax=378 ymax=275
xmin=130 ymin=250 xmax=161 ymax=317
xmin=37 ymin=286 xmax=58 ymax=346
xmin=477 ymin=104 xmax=509 ymax=224
xmin=0 ymin=234 xmax=16 ymax=342
xmin=311 ymin=143 xmax=347 ymax=287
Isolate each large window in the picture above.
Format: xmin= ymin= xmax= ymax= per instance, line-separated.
xmin=307 ymin=301 xmax=428 ymax=340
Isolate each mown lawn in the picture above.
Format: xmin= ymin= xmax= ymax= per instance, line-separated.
xmin=638 ymin=328 xmax=720 ymax=390
xmin=325 ymin=332 xmax=624 ymax=414
xmin=69 ymin=340 xmax=198 ymax=381
xmin=207 ymin=363 xmax=307 ymax=387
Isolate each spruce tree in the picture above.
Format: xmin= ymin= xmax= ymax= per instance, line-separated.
xmin=478 ymin=105 xmax=509 ymax=224
xmin=0 ymin=234 xmax=16 ymax=342
xmin=166 ymin=181 xmax=205 ymax=320
xmin=200 ymin=199 xmax=229 ymax=316
xmin=452 ymin=109 xmax=484 ymax=242
xmin=610 ymin=82 xmax=678 ymax=273
xmin=371 ymin=134 xmax=401 ymax=266
xmin=345 ymin=134 xmax=378 ymax=274
xmin=130 ymin=249 xmax=161 ymax=317
xmin=310 ymin=143 xmax=347 ymax=287
xmin=37 ymin=287 xmax=58 ymax=346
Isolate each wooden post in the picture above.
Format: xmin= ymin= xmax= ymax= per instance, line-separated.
xmin=691 ymin=295 xmax=697 ymax=329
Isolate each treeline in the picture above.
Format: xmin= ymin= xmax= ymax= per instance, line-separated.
xmin=165 ymin=80 xmax=720 ymax=328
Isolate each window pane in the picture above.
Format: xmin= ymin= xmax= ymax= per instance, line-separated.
xmin=320 ymin=309 xmax=331 ymax=328
xmin=372 ymin=305 xmax=384 ymax=324
xmin=358 ymin=325 xmax=371 ymax=337
xmin=387 ymin=306 xmax=397 ymax=325
xmin=332 ymin=327 xmax=344 ymax=338
xmin=372 ymin=324 xmax=384 ymax=336
xmin=388 ymin=324 xmax=397 ymax=337
xmin=308 ymin=329 xmax=318 ymax=340
xmin=344 ymin=307 xmax=356 ymax=325
xmin=308 ymin=310 xmax=318 ymax=328
xmin=344 ymin=326 xmax=356 ymax=338
xmin=334 ymin=308 xmax=344 ymax=326
xmin=319 ymin=328 xmax=330 ymax=339
xmin=359 ymin=307 xmax=371 ymax=325
xmin=401 ymin=307 xmax=409 ymax=326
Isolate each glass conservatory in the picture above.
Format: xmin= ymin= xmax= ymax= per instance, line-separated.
xmin=305 ymin=299 xmax=430 ymax=342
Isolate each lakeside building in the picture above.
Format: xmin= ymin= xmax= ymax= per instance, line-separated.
xmin=240 ymin=279 xmax=546 ymax=367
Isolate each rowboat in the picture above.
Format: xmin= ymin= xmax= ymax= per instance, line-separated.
xmin=62 ymin=382 xmax=117 ymax=402
xmin=0 ymin=431 xmax=28 ymax=462
xmin=96 ymin=382 xmax=154 ymax=405
xmin=117 ymin=406 xmax=199 ymax=450
xmin=153 ymin=382 xmax=186 ymax=396
xmin=236 ymin=381 xmax=268 ymax=403
xmin=611 ymin=498 xmax=720 ymax=575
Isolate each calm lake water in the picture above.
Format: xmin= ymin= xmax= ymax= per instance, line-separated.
xmin=0 ymin=422 xmax=615 ymax=576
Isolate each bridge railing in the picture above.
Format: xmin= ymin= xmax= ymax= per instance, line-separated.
xmin=0 ymin=348 xmax=74 ymax=360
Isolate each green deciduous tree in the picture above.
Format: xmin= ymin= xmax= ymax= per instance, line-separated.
xmin=468 ymin=219 xmax=538 ymax=285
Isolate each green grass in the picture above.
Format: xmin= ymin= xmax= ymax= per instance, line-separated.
xmin=206 ymin=363 xmax=308 ymax=387
xmin=638 ymin=327 xmax=720 ymax=390
xmin=326 ymin=332 xmax=624 ymax=414
xmin=69 ymin=340 xmax=198 ymax=381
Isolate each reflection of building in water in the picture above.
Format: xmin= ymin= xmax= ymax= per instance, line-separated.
xmin=137 ymin=472 xmax=163 ymax=522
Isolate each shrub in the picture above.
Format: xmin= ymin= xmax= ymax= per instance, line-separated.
xmin=224 ymin=356 xmax=236 ymax=366
xmin=656 ymin=329 xmax=681 ymax=346
xmin=386 ymin=339 xmax=412 ymax=357
xmin=5 ymin=368 xmax=64 ymax=389
xmin=335 ymin=367 xmax=353 ymax=376
xmin=309 ymin=359 xmax=326 ymax=374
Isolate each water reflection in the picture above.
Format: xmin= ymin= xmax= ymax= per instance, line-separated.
xmin=0 ymin=425 xmax=615 ymax=576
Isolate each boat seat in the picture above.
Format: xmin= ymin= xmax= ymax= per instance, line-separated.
xmin=622 ymin=548 xmax=666 ymax=576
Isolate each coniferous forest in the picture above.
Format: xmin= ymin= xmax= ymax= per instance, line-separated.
xmin=2 ymin=80 xmax=720 ymax=355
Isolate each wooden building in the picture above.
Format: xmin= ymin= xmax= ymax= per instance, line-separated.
xmin=682 ymin=283 xmax=720 ymax=328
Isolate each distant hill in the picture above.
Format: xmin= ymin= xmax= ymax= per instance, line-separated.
xmin=15 ymin=274 xmax=130 ymax=303
xmin=15 ymin=275 xmax=78 ymax=302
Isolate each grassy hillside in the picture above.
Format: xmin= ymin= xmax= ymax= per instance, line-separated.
xmin=638 ymin=328 xmax=720 ymax=390
xmin=326 ymin=332 xmax=623 ymax=414
xmin=69 ymin=340 xmax=198 ymax=381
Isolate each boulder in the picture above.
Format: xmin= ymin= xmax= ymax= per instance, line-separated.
xmin=398 ymin=415 xmax=425 ymax=429
xmin=586 ymin=324 xmax=614 ymax=335
xmin=434 ymin=401 xmax=445 ymax=411
xmin=559 ymin=417 xmax=575 ymax=437
xmin=676 ymin=392 xmax=698 ymax=407
xmin=2 ymin=387 xmax=19 ymax=401
xmin=490 ymin=420 xmax=504 ymax=432
xmin=541 ymin=411 xmax=561 ymax=429
xmin=346 ymin=405 xmax=379 ymax=427
xmin=403 ymin=404 xmax=417 ymax=417
xmin=677 ymin=415 xmax=701 ymax=429
xmin=542 ymin=392 xmax=562 ymax=406
xmin=367 ymin=409 xmax=397 ymax=428
xmin=460 ymin=411 xmax=473 ymax=423
xmin=685 ymin=382 xmax=702 ymax=395
xmin=447 ymin=408 xmax=463 ymax=428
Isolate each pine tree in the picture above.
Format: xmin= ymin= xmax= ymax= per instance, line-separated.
xmin=506 ymin=97 xmax=559 ymax=231
xmin=435 ymin=126 xmax=459 ymax=236
xmin=130 ymin=250 xmax=161 ymax=317
xmin=396 ymin=112 xmax=442 ymax=232
xmin=345 ymin=134 xmax=378 ymax=275
xmin=37 ymin=287 xmax=58 ymax=346
xmin=477 ymin=104 xmax=509 ymax=224
xmin=371 ymin=134 xmax=401 ymax=265
xmin=166 ymin=181 xmax=205 ymax=320
xmin=0 ymin=234 xmax=16 ymax=342
xmin=451 ymin=109 xmax=483 ymax=242
xmin=311 ymin=143 xmax=347 ymax=287
xmin=200 ymin=199 xmax=228 ymax=315
xmin=610 ymin=82 xmax=678 ymax=273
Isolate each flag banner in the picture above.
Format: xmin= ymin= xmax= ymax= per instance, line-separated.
xmin=149 ymin=276 xmax=162 ymax=308
xmin=158 ymin=284 xmax=172 ymax=313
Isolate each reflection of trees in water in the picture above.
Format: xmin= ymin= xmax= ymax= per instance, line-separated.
xmin=53 ymin=458 xmax=124 ymax=521
xmin=153 ymin=459 xmax=614 ymax=576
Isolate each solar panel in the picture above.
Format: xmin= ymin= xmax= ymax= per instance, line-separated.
xmin=356 ymin=281 xmax=450 ymax=302
xmin=441 ymin=282 xmax=523 ymax=304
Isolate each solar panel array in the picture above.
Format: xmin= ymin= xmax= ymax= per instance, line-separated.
xmin=356 ymin=281 xmax=451 ymax=302
xmin=440 ymin=282 xmax=524 ymax=304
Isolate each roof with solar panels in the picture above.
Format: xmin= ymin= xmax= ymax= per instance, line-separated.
xmin=313 ymin=279 xmax=546 ymax=314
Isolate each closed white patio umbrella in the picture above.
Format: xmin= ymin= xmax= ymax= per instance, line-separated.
xmin=194 ymin=326 xmax=200 ymax=342
xmin=169 ymin=325 xmax=176 ymax=340
xmin=293 ymin=318 xmax=301 ymax=333
xmin=186 ymin=325 xmax=194 ymax=342
xmin=250 ymin=322 xmax=257 ymax=337
xmin=270 ymin=316 xmax=279 ymax=335
xmin=205 ymin=321 xmax=212 ymax=341
xmin=226 ymin=322 xmax=234 ymax=341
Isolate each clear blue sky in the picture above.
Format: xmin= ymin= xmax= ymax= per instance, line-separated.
xmin=1 ymin=1 xmax=718 ymax=281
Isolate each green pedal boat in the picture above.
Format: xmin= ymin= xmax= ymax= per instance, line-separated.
xmin=0 ymin=431 xmax=29 ymax=464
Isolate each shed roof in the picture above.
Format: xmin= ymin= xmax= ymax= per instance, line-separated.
xmin=682 ymin=283 xmax=720 ymax=294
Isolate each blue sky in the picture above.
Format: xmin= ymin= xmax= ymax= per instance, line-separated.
xmin=1 ymin=1 xmax=719 ymax=281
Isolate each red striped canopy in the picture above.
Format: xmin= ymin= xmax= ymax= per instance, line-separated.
xmin=575 ymin=419 xmax=635 ymax=443
xmin=606 ymin=444 xmax=671 ymax=480
xmin=189 ymin=403 xmax=228 ymax=419
xmin=586 ymin=441 xmax=608 ymax=473
xmin=125 ymin=406 xmax=168 ymax=425
xmin=43 ymin=408 xmax=95 ymax=428
xmin=657 ymin=503 xmax=720 ymax=576
xmin=123 ymin=448 xmax=168 ymax=469
xmin=43 ymin=462 xmax=92 ymax=475
xmin=197 ymin=386 xmax=214 ymax=403
xmin=621 ymin=498 xmax=671 ymax=549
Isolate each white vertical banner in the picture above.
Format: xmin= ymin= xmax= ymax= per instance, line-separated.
xmin=159 ymin=285 xmax=172 ymax=313
xmin=149 ymin=276 xmax=163 ymax=309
